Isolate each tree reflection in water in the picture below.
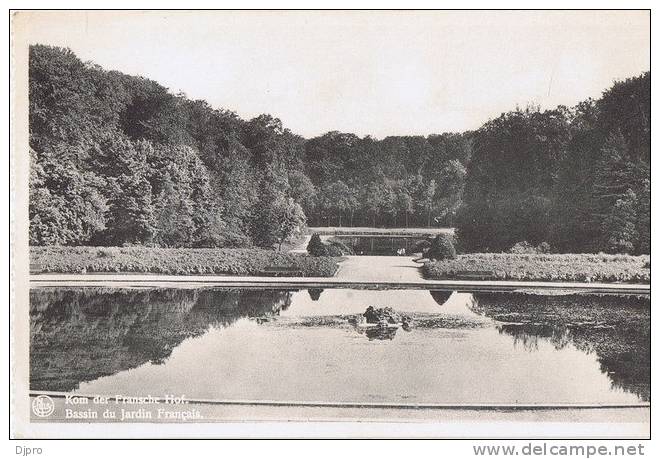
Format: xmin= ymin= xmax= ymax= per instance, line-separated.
xmin=307 ymin=289 xmax=324 ymax=301
xmin=356 ymin=325 xmax=398 ymax=341
xmin=30 ymin=287 xmax=650 ymax=402
xmin=497 ymin=324 xmax=572 ymax=352
xmin=473 ymin=292 xmax=650 ymax=401
xmin=30 ymin=287 xmax=294 ymax=392
xmin=429 ymin=290 xmax=453 ymax=306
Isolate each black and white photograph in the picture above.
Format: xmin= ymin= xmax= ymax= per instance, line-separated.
xmin=9 ymin=9 xmax=652 ymax=443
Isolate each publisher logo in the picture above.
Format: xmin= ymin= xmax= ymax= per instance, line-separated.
xmin=32 ymin=395 xmax=55 ymax=418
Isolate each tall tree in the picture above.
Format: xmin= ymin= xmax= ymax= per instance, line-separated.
xmin=274 ymin=197 xmax=307 ymax=251
xmin=422 ymin=179 xmax=436 ymax=228
xmin=601 ymin=189 xmax=638 ymax=254
xmin=102 ymin=138 xmax=154 ymax=245
xmin=635 ymin=179 xmax=650 ymax=254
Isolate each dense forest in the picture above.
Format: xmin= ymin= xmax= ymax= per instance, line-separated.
xmin=29 ymin=45 xmax=650 ymax=254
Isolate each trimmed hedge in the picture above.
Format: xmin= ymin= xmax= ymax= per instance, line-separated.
xmin=30 ymin=246 xmax=339 ymax=277
xmin=306 ymin=234 xmax=327 ymax=256
xmin=423 ymin=253 xmax=650 ymax=283
xmin=307 ymin=234 xmax=354 ymax=256
xmin=426 ymin=234 xmax=457 ymax=260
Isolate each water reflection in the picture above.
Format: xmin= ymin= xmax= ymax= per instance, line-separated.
xmin=30 ymin=288 xmax=294 ymax=391
xmin=429 ymin=290 xmax=453 ymax=306
xmin=307 ymin=289 xmax=323 ymax=301
xmin=29 ymin=287 xmax=649 ymax=404
xmin=473 ymin=292 xmax=650 ymax=401
xmin=497 ymin=323 xmax=571 ymax=352
xmin=357 ymin=325 xmax=399 ymax=341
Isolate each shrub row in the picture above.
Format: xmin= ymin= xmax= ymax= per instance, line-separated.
xmin=507 ymin=241 xmax=551 ymax=254
xmin=30 ymin=246 xmax=339 ymax=277
xmin=423 ymin=253 xmax=650 ymax=283
xmin=307 ymin=234 xmax=354 ymax=256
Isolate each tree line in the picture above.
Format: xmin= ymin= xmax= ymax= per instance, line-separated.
xmin=28 ymin=45 xmax=649 ymax=254
xmin=458 ymin=73 xmax=649 ymax=254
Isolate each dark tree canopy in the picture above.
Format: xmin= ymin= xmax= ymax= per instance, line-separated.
xmin=29 ymin=45 xmax=306 ymax=248
xmin=28 ymin=45 xmax=649 ymax=254
xmin=457 ymin=73 xmax=650 ymax=254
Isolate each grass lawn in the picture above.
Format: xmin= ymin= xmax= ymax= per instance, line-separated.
xmin=30 ymin=246 xmax=339 ymax=277
xmin=423 ymin=253 xmax=650 ymax=283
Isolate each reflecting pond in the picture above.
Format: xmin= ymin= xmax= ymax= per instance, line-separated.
xmin=30 ymin=287 xmax=649 ymax=404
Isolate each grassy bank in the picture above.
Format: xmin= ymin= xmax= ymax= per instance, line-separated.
xmin=423 ymin=253 xmax=650 ymax=283
xmin=30 ymin=246 xmax=339 ymax=277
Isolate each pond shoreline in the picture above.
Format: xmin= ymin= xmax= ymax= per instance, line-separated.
xmin=29 ymin=273 xmax=651 ymax=294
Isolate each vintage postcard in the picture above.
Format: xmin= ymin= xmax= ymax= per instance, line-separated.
xmin=10 ymin=9 xmax=651 ymax=440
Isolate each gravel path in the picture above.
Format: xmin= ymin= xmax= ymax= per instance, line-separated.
xmin=335 ymin=256 xmax=423 ymax=282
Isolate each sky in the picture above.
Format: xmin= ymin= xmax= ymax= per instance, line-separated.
xmin=17 ymin=10 xmax=650 ymax=138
